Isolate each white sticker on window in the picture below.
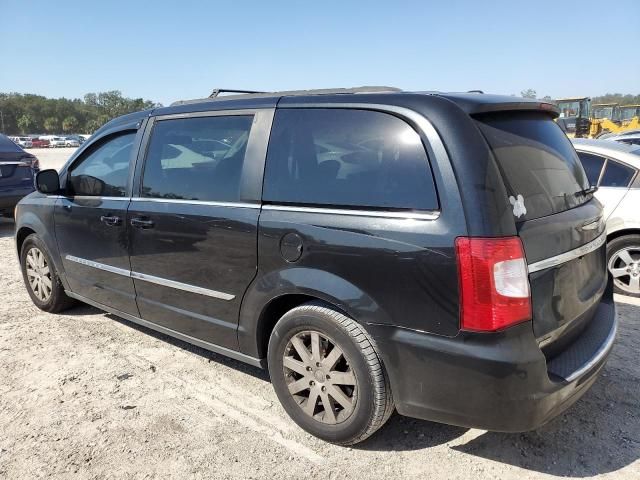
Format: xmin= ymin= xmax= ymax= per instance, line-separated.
xmin=509 ymin=194 xmax=527 ymax=218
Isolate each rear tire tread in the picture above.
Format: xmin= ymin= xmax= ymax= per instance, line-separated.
xmin=280 ymin=301 xmax=394 ymax=445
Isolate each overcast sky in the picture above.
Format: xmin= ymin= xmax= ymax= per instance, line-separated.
xmin=1 ymin=0 xmax=638 ymax=106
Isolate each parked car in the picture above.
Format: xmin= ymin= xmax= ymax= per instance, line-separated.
xmin=47 ymin=136 xmax=67 ymax=148
xmin=15 ymin=88 xmax=616 ymax=445
xmin=0 ymin=134 xmax=39 ymax=217
xmin=64 ymin=135 xmax=86 ymax=146
xmin=9 ymin=136 xmax=33 ymax=148
xmin=64 ymin=137 xmax=80 ymax=147
xmin=604 ymin=132 xmax=640 ymax=147
xmin=572 ymin=139 xmax=640 ymax=297
xmin=30 ymin=138 xmax=50 ymax=148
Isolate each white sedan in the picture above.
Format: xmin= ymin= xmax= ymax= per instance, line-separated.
xmin=572 ymin=139 xmax=640 ymax=297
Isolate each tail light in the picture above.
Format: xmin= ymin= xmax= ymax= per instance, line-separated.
xmin=455 ymin=237 xmax=531 ymax=332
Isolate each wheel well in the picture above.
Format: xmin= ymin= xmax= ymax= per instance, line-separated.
xmin=256 ymin=294 xmax=351 ymax=359
xmin=607 ymin=229 xmax=640 ymax=244
xmin=16 ymin=227 xmax=35 ymax=255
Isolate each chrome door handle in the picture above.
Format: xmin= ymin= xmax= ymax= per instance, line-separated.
xmin=130 ymin=217 xmax=155 ymax=229
xmin=100 ymin=215 xmax=122 ymax=226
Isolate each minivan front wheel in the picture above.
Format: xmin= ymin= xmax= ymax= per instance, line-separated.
xmin=268 ymin=301 xmax=394 ymax=445
xmin=20 ymin=234 xmax=75 ymax=312
xmin=607 ymin=234 xmax=640 ymax=298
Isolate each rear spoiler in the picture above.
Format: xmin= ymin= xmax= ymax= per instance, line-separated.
xmin=468 ymin=101 xmax=559 ymax=118
xmin=435 ymin=93 xmax=560 ymax=118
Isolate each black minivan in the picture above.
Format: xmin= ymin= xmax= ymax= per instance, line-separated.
xmin=15 ymin=88 xmax=616 ymax=445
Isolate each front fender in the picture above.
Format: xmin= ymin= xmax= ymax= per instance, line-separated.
xmin=15 ymin=196 xmax=69 ymax=290
xmin=237 ymin=267 xmax=392 ymax=358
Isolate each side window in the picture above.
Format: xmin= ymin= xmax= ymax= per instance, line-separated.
xmin=600 ymin=160 xmax=636 ymax=188
xmin=141 ymin=115 xmax=253 ymax=202
xmin=68 ymin=132 xmax=136 ymax=197
xmin=263 ymin=109 xmax=438 ymax=210
xmin=576 ymin=152 xmax=606 ymax=186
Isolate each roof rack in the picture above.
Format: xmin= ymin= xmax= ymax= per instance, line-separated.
xmin=209 ymin=88 xmax=266 ymax=98
xmin=170 ymin=86 xmax=402 ymax=106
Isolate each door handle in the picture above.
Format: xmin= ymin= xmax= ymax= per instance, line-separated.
xmin=100 ymin=215 xmax=122 ymax=226
xmin=130 ymin=217 xmax=155 ymax=229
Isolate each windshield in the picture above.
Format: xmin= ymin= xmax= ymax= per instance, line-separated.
xmin=476 ymin=112 xmax=590 ymax=222
xmin=621 ymin=108 xmax=639 ymax=121
xmin=592 ymin=107 xmax=614 ymax=119
xmin=557 ymin=101 xmax=581 ymax=118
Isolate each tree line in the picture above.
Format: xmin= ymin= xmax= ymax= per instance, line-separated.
xmin=520 ymin=89 xmax=640 ymax=105
xmin=0 ymin=91 xmax=160 ymax=135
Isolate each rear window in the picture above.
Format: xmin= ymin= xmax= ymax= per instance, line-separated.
xmin=476 ymin=112 xmax=590 ymax=222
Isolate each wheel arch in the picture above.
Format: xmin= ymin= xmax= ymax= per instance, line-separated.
xmin=238 ymin=267 xmax=390 ymax=359
xmin=607 ymin=228 xmax=640 ymax=245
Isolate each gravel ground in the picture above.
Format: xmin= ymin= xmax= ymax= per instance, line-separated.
xmin=1 ymin=150 xmax=638 ymax=479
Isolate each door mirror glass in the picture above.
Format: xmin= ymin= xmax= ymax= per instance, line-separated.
xmin=35 ymin=169 xmax=60 ymax=194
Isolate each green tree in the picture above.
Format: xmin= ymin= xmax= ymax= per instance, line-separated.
xmin=43 ymin=116 xmax=59 ymax=133
xmin=62 ymin=116 xmax=79 ymax=133
xmin=520 ymin=89 xmax=537 ymax=99
xmin=85 ymin=119 xmax=103 ymax=133
xmin=17 ymin=114 xmax=34 ymax=134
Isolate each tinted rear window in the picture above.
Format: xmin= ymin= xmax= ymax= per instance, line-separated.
xmin=476 ymin=112 xmax=590 ymax=222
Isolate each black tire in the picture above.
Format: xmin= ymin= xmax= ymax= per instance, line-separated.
xmin=268 ymin=301 xmax=394 ymax=445
xmin=20 ymin=233 xmax=76 ymax=312
xmin=607 ymin=234 xmax=640 ymax=298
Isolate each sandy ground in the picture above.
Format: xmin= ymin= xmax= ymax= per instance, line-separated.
xmin=30 ymin=147 xmax=78 ymax=171
xmin=1 ymin=150 xmax=639 ymax=479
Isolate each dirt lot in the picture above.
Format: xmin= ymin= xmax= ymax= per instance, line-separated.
xmin=1 ymin=149 xmax=639 ymax=479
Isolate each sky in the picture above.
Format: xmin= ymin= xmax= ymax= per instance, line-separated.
xmin=1 ymin=0 xmax=638 ymax=106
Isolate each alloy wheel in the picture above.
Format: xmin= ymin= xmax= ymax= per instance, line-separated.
xmin=25 ymin=247 xmax=52 ymax=302
xmin=282 ymin=330 xmax=357 ymax=425
xmin=609 ymin=245 xmax=640 ymax=295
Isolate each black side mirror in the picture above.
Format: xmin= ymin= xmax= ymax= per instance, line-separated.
xmin=35 ymin=169 xmax=60 ymax=194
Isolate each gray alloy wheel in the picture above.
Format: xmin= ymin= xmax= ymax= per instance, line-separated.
xmin=25 ymin=247 xmax=53 ymax=302
xmin=608 ymin=245 xmax=640 ymax=295
xmin=283 ymin=330 xmax=357 ymax=424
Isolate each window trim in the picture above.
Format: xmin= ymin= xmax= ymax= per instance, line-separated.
xmin=65 ymin=129 xmax=140 ymax=198
xmin=133 ymin=108 xmax=274 ymax=205
xmin=262 ymin=104 xmax=441 ymax=214
xmin=576 ymin=151 xmax=607 ymax=186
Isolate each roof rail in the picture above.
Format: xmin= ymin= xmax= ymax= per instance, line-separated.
xmin=467 ymin=90 xmax=484 ymax=94
xmin=209 ymin=88 xmax=266 ymax=98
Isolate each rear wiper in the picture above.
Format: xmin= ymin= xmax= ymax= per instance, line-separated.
xmin=575 ymin=185 xmax=598 ymax=197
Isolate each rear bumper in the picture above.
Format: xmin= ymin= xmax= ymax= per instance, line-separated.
xmin=369 ymin=291 xmax=617 ymax=432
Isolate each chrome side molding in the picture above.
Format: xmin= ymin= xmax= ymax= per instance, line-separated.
xmin=64 ymin=255 xmax=235 ymax=301
xmin=527 ymin=233 xmax=607 ymax=273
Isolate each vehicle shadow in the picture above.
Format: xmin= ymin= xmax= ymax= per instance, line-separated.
xmin=63 ymin=302 xmax=269 ymax=381
xmin=0 ymin=218 xmax=15 ymax=238
xmin=66 ymin=299 xmax=639 ymax=475
xmin=450 ymin=301 xmax=640 ymax=476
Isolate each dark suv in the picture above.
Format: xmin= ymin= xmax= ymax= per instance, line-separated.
xmin=15 ymin=87 xmax=617 ymax=445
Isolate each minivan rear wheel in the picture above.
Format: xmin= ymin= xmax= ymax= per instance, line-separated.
xmin=20 ymin=234 xmax=76 ymax=312
xmin=267 ymin=301 xmax=394 ymax=445
xmin=607 ymin=234 xmax=640 ymax=298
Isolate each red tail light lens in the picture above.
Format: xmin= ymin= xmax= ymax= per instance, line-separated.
xmin=455 ymin=237 xmax=531 ymax=332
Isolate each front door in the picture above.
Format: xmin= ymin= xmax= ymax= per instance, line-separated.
xmin=127 ymin=111 xmax=271 ymax=350
xmin=55 ymin=130 xmax=140 ymax=316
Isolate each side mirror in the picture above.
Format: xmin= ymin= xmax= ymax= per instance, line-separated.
xmin=35 ymin=169 xmax=60 ymax=194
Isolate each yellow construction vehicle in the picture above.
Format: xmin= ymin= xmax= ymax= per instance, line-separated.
xmin=620 ymin=105 xmax=640 ymax=130
xmin=554 ymin=98 xmax=640 ymax=138
xmin=555 ymin=97 xmax=591 ymax=138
